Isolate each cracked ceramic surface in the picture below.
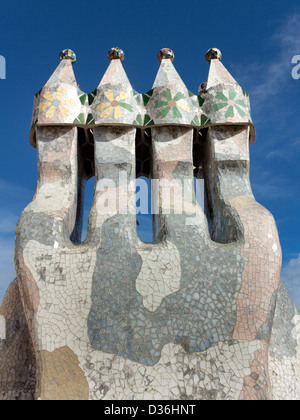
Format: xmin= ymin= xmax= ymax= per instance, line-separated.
xmin=0 ymin=48 xmax=299 ymax=400
xmin=30 ymin=48 xmax=255 ymax=141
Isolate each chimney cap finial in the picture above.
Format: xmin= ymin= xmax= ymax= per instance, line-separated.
xmin=108 ymin=47 xmax=125 ymax=62
xmin=205 ymin=48 xmax=222 ymax=63
xmin=59 ymin=49 xmax=76 ymax=63
xmin=198 ymin=82 xmax=207 ymax=95
xmin=158 ymin=48 xmax=175 ymax=62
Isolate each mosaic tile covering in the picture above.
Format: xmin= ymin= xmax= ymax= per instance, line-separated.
xmin=205 ymin=48 xmax=222 ymax=62
xmin=107 ymin=47 xmax=125 ymax=62
xmin=90 ymin=59 xmax=142 ymax=126
xmin=59 ymin=49 xmax=77 ymax=63
xmin=29 ymin=48 xmax=255 ymax=146
xmin=158 ymin=48 xmax=175 ymax=62
xmin=0 ymin=48 xmax=300 ymax=400
xmin=29 ymin=58 xmax=83 ymax=146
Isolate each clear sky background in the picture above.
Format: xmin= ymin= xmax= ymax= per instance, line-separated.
xmin=0 ymin=0 xmax=299 ymax=310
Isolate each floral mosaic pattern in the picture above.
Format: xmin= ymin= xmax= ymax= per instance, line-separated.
xmin=96 ymin=89 xmax=134 ymax=120
xmin=201 ymin=86 xmax=253 ymax=136
xmin=38 ymin=87 xmax=77 ymax=119
xmin=154 ymin=88 xmax=190 ymax=119
xmin=33 ymin=86 xmax=252 ymax=130
xmin=144 ymin=86 xmax=199 ymax=126
xmin=3 ymin=48 xmax=300 ymax=401
xmin=213 ymin=90 xmax=247 ymax=118
xmin=30 ymin=48 xmax=255 ymax=141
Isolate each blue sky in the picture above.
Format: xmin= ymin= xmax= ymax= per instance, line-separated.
xmin=0 ymin=0 xmax=300 ymax=310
